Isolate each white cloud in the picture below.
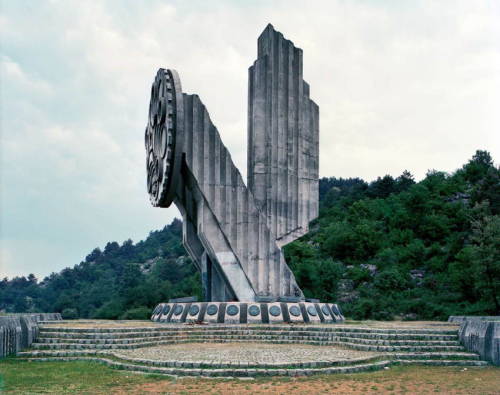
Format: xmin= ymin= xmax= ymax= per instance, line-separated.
xmin=1 ymin=0 xmax=499 ymax=278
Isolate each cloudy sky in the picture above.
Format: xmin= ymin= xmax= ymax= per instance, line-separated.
xmin=1 ymin=0 xmax=499 ymax=279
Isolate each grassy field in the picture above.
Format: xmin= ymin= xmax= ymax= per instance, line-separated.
xmin=0 ymin=358 xmax=499 ymax=394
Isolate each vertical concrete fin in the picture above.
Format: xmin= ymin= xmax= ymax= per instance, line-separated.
xmin=202 ymin=108 xmax=211 ymax=191
xmin=208 ymin=124 xmax=216 ymax=203
xmin=219 ymin=145 xmax=227 ymax=228
xmin=248 ymin=25 xmax=319 ymax=247
xmin=247 ymin=65 xmax=255 ymax=192
xmin=184 ymin=94 xmax=194 ymax=166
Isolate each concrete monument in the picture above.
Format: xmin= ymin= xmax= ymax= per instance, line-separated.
xmin=148 ymin=24 xmax=343 ymax=323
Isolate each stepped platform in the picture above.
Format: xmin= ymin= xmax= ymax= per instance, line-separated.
xmin=17 ymin=320 xmax=490 ymax=377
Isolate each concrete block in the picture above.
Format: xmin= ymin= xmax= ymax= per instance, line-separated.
xmin=301 ymin=303 xmax=321 ymax=323
xmin=185 ymin=303 xmax=203 ymax=323
xmin=267 ymin=302 xmax=284 ymax=324
xmin=204 ymin=303 xmax=222 ymax=324
xmin=224 ymin=303 xmax=241 ymax=324
xmin=286 ymin=303 xmax=303 ymax=323
xmin=317 ymin=303 xmax=334 ymax=323
xmin=329 ymin=304 xmax=345 ymax=322
xmin=158 ymin=303 xmax=174 ymax=322
xmin=169 ymin=303 xmax=187 ymax=323
xmin=150 ymin=304 xmax=164 ymax=321
xmin=246 ymin=303 xmax=263 ymax=324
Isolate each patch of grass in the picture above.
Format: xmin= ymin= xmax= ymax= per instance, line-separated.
xmin=0 ymin=359 xmax=171 ymax=394
xmin=1 ymin=359 xmax=499 ymax=394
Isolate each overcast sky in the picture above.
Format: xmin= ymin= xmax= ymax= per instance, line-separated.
xmin=1 ymin=0 xmax=499 ymax=280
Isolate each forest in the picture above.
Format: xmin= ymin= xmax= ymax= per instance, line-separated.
xmin=1 ymin=150 xmax=498 ymax=320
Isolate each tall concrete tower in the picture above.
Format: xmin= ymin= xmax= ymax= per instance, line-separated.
xmin=248 ymin=24 xmax=319 ymax=247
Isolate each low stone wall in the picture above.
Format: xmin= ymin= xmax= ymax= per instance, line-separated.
xmin=0 ymin=313 xmax=62 ymax=358
xmin=457 ymin=318 xmax=500 ymax=366
xmin=449 ymin=316 xmax=500 ymax=323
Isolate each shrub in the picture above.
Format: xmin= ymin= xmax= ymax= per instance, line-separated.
xmin=120 ymin=306 xmax=151 ymax=320
xmin=61 ymin=308 xmax=78 ymax=319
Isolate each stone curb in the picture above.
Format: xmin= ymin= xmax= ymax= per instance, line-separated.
xmin=34 ymin=334 xmax=461 ymax=346
xmin=37 ymin=330 xmax=458 ymax=341
xmin=16 ymin=356 xmax=488 ymax=377
xmin=39 ymin=324 xmax=459 ymax=335
xmin=30 ymin=338 xmax=465 ymax=352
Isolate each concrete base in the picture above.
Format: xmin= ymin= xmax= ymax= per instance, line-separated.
xmin=151 ymin=301 xmax=345 ymax=324
xmin=458 ymin=317 xmax=500 ymax=366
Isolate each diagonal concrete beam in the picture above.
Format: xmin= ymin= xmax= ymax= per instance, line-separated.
xmin=145 ymin=68 xmax=303 ymax=302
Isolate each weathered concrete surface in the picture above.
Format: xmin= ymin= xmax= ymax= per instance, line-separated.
xmin=144 ymin=26 xmax=322 ymax=303
xmin=248 ymin=24 xmax=319 ymax=247
xmin=449 ymin=315 xmax=500 ymax=323
xmin=146 ymin=69 xmax=304 ymax=301
xmin=458 ymin=318 xmax=500 ymax=365
xmin=0 ymin=313 xmax=62 ymax=358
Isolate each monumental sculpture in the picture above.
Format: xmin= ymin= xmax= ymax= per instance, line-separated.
xmin=148 ymin=24 xmax=344 ymax=324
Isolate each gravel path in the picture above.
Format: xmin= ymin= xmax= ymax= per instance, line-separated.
xmin=114 ymin=342 xmax=378 ymax=364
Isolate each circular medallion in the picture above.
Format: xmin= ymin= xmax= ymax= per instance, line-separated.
xmin=226 ymin=305 xmax=239 ymax=316
xmin=189 ymin=305 xmax=200 ymax=316
xmin=321 ymin=305 xmax=330 ymax=316
xmin=289 ymin=305 xmax=301 ymax=317
xmin=269 ymin=306 xmax=281 ymax=317
xmin=307 ymin=305 xmax=317 ymax=316
xmin=162 ymin=305 xmax=171 ymax=315
xmin=207 ymin=304 xmax=218 ymax=316
xmin=145 ymin=69 xmax=184 ymax=207
xmin=248 ymin=305 xmax=260 ymax=317
xmin=173 ymin=305 xmax=183 ymax=315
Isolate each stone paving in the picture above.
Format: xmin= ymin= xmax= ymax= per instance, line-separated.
xmin=114 ymin=342 xmax=377 ymax=365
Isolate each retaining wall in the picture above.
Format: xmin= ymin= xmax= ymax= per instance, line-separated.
xmin=457 ymin=317 xmax=500 ymax=366
xmin=0 ymin=313 xmax=62 ymax=358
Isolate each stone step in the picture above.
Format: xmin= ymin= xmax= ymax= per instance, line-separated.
xmin=390 ymin=352 xmax=480 ymax=360
xmin=18 ymin=350 xmax=482 ymax=364
xmin=39 ymin=330 xmax=458 ymax=341
xmin=34 ymin=334 xmax=461 ymax=347
xmin=39 ymin=325 xmax=458 ymax=336
xmin=30 ymin=338 xmax=466 ymax=352
xmin=394 ymin=360 xmax=488 ymax=367
xmin=18 ymin=351 xmax=381 ymax=369
xmin=17 ymin=356 xmax=393 ymax=376
xmin=16 ymin=356 xmax=488 ymax=377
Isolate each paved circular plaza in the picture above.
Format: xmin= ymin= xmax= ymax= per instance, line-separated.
xmin=114 ymin=342 xmax=377 ymax=365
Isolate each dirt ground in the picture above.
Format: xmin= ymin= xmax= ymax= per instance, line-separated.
xmin=113 ymin=366 xmax=500 ymax=395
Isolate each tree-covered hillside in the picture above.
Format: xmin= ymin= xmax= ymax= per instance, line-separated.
xmin=285 ymin=150 xmax=499 ymax=319
xmin=1 ymin=151 xmax=498 ymax=320
xmin=0 ymin=219 xmax=202 ymax=319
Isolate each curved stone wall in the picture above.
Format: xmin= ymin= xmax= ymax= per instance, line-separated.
xmin=0 ymin=313 xmax=62 ymax=358
xmin=458 ymin=317 xmax=500 ymax=366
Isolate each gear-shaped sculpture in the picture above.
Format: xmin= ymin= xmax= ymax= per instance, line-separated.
xmin=145 ymin=68 xmax=183 ymax=207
